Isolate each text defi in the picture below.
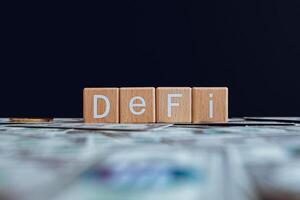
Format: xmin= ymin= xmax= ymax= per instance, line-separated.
xmin=83 ymin=87 xmax=228 ymax=123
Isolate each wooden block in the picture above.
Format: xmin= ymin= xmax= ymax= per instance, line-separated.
xmin=120 ymin=87 xmax=155 ymax=123
xmin=192 ymin=87 xmax=228 ymax=123
xmin=156 ymin=87 xmax=192 ymax=123
xmin=83 ymin=88 xmax=119 ymax=123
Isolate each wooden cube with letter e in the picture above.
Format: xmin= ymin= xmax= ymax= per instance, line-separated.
xmin=120 ymin=87 xmax=155 ymax=123
xmin=83 ymin=88 xmax=119 ymax=123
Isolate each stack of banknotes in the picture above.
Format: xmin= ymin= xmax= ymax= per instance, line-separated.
xmin=0 ymin=117 xmax=300 ymax=200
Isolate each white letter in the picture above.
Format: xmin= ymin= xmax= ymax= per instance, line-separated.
xmin=129 ymin=96 xmax=146 ymax=115
xmin=209 ymin=93 xmax=213 ymax=118
xmin=93 ymin=95 xmax=110 ymax=118
xmin=167 ymin=93 xmax=182 ymax=117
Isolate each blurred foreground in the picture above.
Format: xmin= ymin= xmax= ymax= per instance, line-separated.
xmin=0 ymin=118 xmax=300 ymax=200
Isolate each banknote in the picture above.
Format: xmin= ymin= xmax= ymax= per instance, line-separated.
xmin=244 ymin=117 xmax=300 ymax=123
xmin=53 ymin=145 xmax=228 ymax=200
xmin=175 ymin=121 xmax=295 ymax=127
xmin=0 ymin=127 xmax=122 ymax=200
xmin=6 ymin=123 xmax=173 ymax=131
xmin=1 ymin=118 xmax=300 ymax=200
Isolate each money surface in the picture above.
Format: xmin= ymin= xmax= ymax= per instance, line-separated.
xmin=0 ymin=118 xmax=300 ymax=200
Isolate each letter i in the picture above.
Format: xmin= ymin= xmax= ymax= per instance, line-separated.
xmin=209 ymin=93 xmax=213 ymax=118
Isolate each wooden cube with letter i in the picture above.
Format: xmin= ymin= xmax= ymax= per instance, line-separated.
xmin=192 ymin=87 xmax=228 ymax=123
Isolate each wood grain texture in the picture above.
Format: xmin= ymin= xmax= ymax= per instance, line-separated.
xmin=83 ymin=88 xmax=119 ymax=123
xmin=156 ymin=87 xmax=192 ymax=123
xmin=120 ymin=87 xmax=155 ymax=123
xmin=192 ymin=87 xmax=228 ymax=123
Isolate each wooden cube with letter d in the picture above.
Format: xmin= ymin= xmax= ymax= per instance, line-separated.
xmin=83 ymin=88 xmax=119 ymax=123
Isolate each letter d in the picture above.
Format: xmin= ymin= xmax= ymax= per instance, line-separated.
xmin=93 ymin=95 xmax=110 ymax=118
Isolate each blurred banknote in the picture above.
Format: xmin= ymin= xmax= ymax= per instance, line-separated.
xmin=6 ymin=123 xmax=172 ymax=131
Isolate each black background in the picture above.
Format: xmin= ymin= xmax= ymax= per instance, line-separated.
xmin=1 ymin=1 xmax=300 ymax=117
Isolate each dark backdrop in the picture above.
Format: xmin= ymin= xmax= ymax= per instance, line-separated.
xmin=1 ymin=1 xmax=300 ymax=117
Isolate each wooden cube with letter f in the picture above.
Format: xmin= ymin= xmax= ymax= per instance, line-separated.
xmin=156 ymin=87 xmax=192 ymax=123
xmin=83 ymin=88 xmax=119 ymax=123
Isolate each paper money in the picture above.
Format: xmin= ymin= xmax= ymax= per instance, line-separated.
xmin=0 ymin=117 xmax=299 ymax=200
xmin=6 ymin=123 xmax=173 ymax=131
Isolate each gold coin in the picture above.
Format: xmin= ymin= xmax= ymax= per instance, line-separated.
xmin=9 ymin=118 xmax=53 ymax=123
